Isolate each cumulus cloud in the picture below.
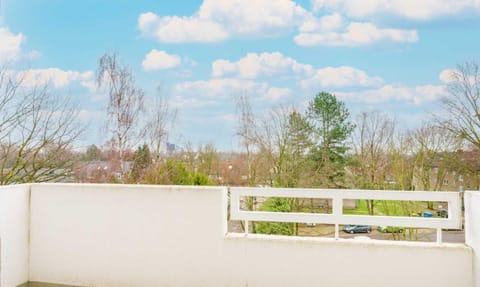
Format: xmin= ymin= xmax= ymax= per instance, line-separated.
xmin=142 ymin=49 xmax=182 ymax=71
xmin=336 ymin=84 xmax=447 ymax=105
xmin=173 ymin=78 xmax=267 ymax=101
xmin=295 ymin=21 xmax=418 ymax=47
xmin=0 ymin=27 xmax=38 ymax=64
xmin=439 ymin=69 xmax=457 ymax=83
xmin=299 ymin=13 xmax=344 ymax=33
xmin=264 ymin=87 xmax=291 ymax=101
xmin=172 ymin=78 xmax=293 ymax=108
xmin=300 ymin=66 xmax=384 ymax=89
xmin=17 ymin=68 xmax=93 ymax=89
xmin=212 ymin=52 xmax=313 ymax=79
xmin=138 ymin=13 xmax=228 ymax=43
xmin=138 ymin=0 xmax=307 ymax=43
xmin=312 ymin=0 xmax=480 ymax=20
xmin=137 ymin=0 xmax=428 ymax=47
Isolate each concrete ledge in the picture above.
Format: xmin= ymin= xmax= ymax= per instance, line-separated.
xmin=226 ymin=232 xmax=470 ymax=249
xmin=17 ymin=282 xmax=83 ymax=287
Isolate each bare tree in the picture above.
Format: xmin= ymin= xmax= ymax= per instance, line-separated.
xmin=145 ymin=96 xmax=177 ymax=161
xmin=351 ymin=111 xmax=395 ymax=214
xmin=96 ymin=53 xmax=144 ymax=176
xmin=387 ymin=131 xmax=416 ymax=191
xmin=0 ymin=69 xmax=82 ymax=184
xmin=255 ymin=106 xmax=314 ymax=188
xmin=235 ymin=93 xmax=258 ymax=186
xmin=197 ymin=143 xmax=219 ymax=178
xmin=412 ymin=123 xmax=462 ymax=193
xmin=234 ymin=93 xmax=261 ymax=233
xmin=254 ymin=106 xmax=314 ymax=235
xmin=440 ymin=61 xmax=480 ymax=148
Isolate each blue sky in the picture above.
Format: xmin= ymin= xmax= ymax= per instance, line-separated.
xmin=1 ymin=0 xmax=480 ymax=151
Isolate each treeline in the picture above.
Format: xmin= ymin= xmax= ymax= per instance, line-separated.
xmin=1 ymin=54 xmax=480 ymax=192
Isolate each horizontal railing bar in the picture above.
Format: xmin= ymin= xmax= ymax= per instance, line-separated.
xmin=231 ymin=187 xmax=460 ymax=201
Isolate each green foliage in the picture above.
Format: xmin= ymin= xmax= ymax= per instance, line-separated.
xmin=143 ymin=158 xmax=212 ymax=186
xmin=166 ymin=159 xmax=193 ymax=185
xmin=255 ymin=198 xmax=294 ymax=235
xmin=130 ymin=144 xmax=152 ymax=182
xmin=307 ymin=92 xmax=355 ymax=187
xmin=279 ymin=111 xmax=315 ymax=188
xmin=192 ymin=173 xmax=212 ymax=186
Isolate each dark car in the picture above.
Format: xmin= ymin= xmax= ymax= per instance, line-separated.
xmin=437 ymin=209 xmax=448 ymax=218
xmin=342 ymin=225 xmax=371 ymax=234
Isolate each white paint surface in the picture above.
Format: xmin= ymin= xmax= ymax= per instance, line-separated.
xmin=226 ymin=234 xmax=472 ymax=287
xmin=26 ymin=184 xmax=472 ymax=287
xmin=29 ymin=184 xmax=229 ymax=287
xmin=231 ymin=187 xmax=463 ymax=232
xmin=466 ymin=191 xmax=480 ymax=287
xmin=0 ymin=185 xmax=30 ymax=287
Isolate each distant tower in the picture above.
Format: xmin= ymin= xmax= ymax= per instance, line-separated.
xmin=166 ymin=142 xmax=176 ymax=153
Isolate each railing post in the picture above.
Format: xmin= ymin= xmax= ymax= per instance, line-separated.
xmin=436 ymin=228 xmax=442 ymax=244
xmin=332 ymin=197 xmax=342 ymax=240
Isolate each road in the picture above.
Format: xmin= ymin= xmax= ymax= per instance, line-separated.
xmin=338 ymin=228 xmax=465 ymax=243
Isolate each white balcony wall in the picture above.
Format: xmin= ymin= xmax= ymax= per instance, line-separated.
xmin=26 ymin=184 xmax=473 ymax=287
xmin=29 ymin=184 xmax=229 ymax=287
xmin=0 ymin=185 xmax=30 ymax=287
xmin=225 ymin=234 xmax=471 ymax=287
xmin=466 ymin=191 xmax=480 ymax=287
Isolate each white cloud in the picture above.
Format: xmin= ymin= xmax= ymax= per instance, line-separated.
xmin=264 ymin=87 xmax=291 ymax=101
xmin=198 ymin=0 xmax=308 ymax=34
xmin=211 ymin=53 xmax=383 ymax=92
xmin=300 ymin=66 xmax=384 ymax=89
xmin=336 ymin=84 xmax=447 ymax=105
xmin=295 ymin=21 xmax=418 ymax=47
xmin=174 ymin=78 xmax=267 ymax=101
xmin=212 ymin=52 xmax=314 ymax=79
xmin=0 ymin=27 xmax=25 ymax=63
xmin=172 ymin=78 xmax=294 ymax=108
xmin=138 ymin=0 xmax=308 ymax=43
xmin=312 ymin=0 xmax=480 ymax=20
xmin=142 ymin=49 xmax=182 ymax=71
xmin=299 ymin=13 xmax=344 ymax=33
xmin=439 ymin=69 xmax=458 ymax=83
xmin=138 ymin=13 xmax=228 ymax=43
xmin=17 ymin=68 xmax=93 ymax=89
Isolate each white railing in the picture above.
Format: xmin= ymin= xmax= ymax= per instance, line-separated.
xmin=229 ymin=187 xmax=463 ymax=244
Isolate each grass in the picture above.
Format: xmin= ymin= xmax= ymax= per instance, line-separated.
xmin=342 ymin=199 xmax=436 ymax=217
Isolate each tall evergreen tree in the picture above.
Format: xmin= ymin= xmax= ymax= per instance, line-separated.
xmin=307 ymin=92 xmax=355 ymax=187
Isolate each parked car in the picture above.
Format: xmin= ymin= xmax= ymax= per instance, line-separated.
xmin=342 ymin=225 xmax=371 ymax=234
xmin=377 ymin=226 xmax=404 ymax=233
xmin=436 ymin=209 xmax=448 ymax=218
xmin=417 ymin=211 xmax=433 ymax=217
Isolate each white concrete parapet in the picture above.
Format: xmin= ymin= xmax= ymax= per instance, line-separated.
xmin=465 ymin=191 xmax=480 ymax=287
xmin=0 ymin=184 xmax=475 ymax=287
xmin=0 ymin=185 xmax=30 ymax=287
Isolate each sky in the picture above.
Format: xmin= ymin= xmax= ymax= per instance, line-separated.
xmin=1 ymin=0 xmax=480 ymax=151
